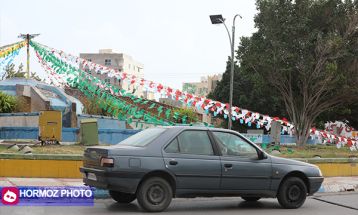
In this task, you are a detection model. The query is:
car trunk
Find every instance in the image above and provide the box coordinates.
[83,147,110,169]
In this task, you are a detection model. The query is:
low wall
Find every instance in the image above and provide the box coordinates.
[0,127,39,139]
[0,155,356,178]
[0,113,39,127]
[0,127,140,144]
[0,113,126,132]
[247,134,318,144]
[1,126,318,145]
[77,114,126,129]
[0,154,82,178]
[297,158,358,177]
[98,129,140,144]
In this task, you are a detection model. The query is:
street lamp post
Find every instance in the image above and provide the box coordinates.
[210,14,241,130]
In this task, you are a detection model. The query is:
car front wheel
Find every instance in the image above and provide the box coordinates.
[109,190,136,204]
[136,177,173,212]
[277,177,307,209]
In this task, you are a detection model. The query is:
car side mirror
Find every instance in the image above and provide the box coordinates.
[257,150,267,160]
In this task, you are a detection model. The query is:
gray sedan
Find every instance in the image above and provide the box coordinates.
[80,126,323,212]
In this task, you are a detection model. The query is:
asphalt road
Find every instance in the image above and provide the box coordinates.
[1,193,358,215]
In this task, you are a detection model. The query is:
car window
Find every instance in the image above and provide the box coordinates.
[212,132,257,158]
[177,130,214,155]
[114,128,166,147]
[165,138,179,153]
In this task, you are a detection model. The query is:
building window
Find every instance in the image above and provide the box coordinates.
[105,59,111,66]
[128,64,131,70]
[105,78,110,83]
[87,59,92,62]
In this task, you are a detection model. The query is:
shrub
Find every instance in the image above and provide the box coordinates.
[174,107,199,123]
[0,91,17,113]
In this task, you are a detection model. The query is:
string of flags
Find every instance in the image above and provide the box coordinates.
[17,40,355,150]
[0,41,26,59]
[0,49,22,70]
[31,41,192,127]
[33,42,294,129]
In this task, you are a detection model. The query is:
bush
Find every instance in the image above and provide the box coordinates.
[0,91,17,113]
[82,97,110,116]
[174,107,199,123]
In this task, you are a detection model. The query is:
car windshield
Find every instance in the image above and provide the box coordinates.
[115,128,167,147]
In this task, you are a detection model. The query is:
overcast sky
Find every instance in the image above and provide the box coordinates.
[0,0,257,89]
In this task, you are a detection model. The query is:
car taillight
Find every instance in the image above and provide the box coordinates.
[100,157,114,167]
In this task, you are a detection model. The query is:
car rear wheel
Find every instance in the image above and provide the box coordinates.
[241,197,261,202]
[136,177,173,212]
[277,177,307,209]
[109,190,136,204]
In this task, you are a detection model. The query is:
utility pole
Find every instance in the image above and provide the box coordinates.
[18,33,40,79]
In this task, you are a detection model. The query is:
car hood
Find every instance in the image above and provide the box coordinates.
[270,156,315,167]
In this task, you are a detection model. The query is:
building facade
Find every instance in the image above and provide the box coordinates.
[80,49,152,99]
[182,74,222,97]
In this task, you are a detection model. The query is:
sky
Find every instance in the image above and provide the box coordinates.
[0,0,258,90]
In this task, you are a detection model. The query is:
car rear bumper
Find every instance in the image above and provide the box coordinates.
[308,176,324,195]
[80,167,145,194]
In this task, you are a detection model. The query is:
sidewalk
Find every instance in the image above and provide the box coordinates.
[319,177,358,192]
[0,177,357,198]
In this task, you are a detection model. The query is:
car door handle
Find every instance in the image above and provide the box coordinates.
[224,163,233,168]
[169,160,178,165]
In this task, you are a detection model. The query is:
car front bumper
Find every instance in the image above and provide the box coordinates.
[80,167,145,194]
[308,176,324,195]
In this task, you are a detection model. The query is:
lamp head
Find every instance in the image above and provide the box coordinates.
[210,15,224,24]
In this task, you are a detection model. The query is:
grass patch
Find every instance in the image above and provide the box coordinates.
[264,144,357,158]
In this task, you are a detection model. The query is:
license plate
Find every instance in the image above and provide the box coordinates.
[87,173,97,181]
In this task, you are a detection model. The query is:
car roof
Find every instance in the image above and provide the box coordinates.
[158,126,208,131]
[159,126,236,133]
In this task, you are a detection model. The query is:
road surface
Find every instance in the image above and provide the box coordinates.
[1,192,357,215]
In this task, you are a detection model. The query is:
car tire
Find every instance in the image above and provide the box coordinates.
[109,190,136,204]
[277,177,307,209]
[136,177,173,212]
[241,197,261,202]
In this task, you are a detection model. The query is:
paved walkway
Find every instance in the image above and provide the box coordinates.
[321,177,358,192]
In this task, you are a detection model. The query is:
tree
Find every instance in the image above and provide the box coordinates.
[209,57,287,132]
[1,63,41,81]
[1,63,25,80]
[316,103,358,129]
[0,91,17,113]
[237,0,358,146]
